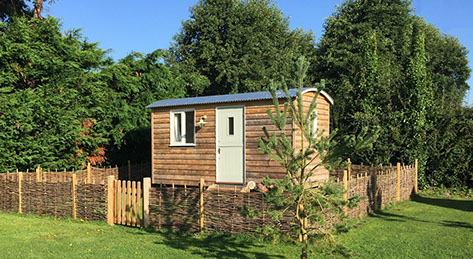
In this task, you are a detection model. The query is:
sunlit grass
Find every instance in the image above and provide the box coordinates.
[0,192,471,258]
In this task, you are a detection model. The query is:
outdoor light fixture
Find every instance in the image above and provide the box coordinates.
[198,115,207,127]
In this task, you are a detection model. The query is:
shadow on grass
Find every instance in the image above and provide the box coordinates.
[159,232,285,258]
[441,220,473,231]
[367,196,473,232]
[137,228,286,258]
[369,211,430,223]
[412,195,473,212]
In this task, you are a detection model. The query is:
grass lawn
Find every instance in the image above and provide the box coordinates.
[0,192,471,258]
[336,194,473,258]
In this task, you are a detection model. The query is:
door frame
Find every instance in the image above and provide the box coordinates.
[215,105,246,184]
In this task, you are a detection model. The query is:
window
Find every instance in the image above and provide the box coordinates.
[228,117,234,135]
[171,109,195,145]
[312,110,318,135]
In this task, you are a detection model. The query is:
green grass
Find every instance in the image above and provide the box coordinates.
[0,213,300,258]
[335,193,473,258]
[0,192,471,258]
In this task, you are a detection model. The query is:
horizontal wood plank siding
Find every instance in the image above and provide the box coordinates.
[151,93,331,186]
[292,92,331,181]
[244,100,292,183]
[152,107,216,186]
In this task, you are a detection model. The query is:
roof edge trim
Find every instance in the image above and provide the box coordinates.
[301,88,334,105]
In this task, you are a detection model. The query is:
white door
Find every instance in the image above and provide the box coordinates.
[216,107,244,183]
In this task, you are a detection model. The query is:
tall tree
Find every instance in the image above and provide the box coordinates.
[168,0,315,96]
[315,0,471,186]
[100,50,187,165]
[256,57,376,258]
[0,17,112,170]
[0,0,52,20]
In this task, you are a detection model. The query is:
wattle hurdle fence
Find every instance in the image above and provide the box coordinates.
[0,159,418,235]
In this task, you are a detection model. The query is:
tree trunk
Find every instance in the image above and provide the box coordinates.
[32,0,45,19]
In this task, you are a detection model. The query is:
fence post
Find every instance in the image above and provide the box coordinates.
[72,173,77,219]
[347,158,352,180]
[87,162,91,184]
[143,177,150,228]
[373,168,378,211]
[343,170,348,216]
[107,175,115,226]
[414,159,418,194]
[200,178,205,234]
[128,160,131,180]
[397,162,401,202]
[18,172,22,214]
[36,165,41,182]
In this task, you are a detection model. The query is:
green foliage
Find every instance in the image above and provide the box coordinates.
[99,50,186,164]
[315,0,471,187]
[0,17,186,170]
[168,0,315,96]
[0,17,112,170]
[256,56,376,258]
[425,107,473,188]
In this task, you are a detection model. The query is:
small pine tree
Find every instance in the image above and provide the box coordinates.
[257,57,377,258]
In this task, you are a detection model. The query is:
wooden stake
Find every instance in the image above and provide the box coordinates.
[72,173,77,219]
[87,162,91,184]
[343,170,348,216]
[128,160,131,180]
[200,178,205,234]
[117,180,122,224]
[137,181,142,227]
[373,168,378,211]
[127,181,132,226]
[143,177,151,228]
[347,158,352,180]
[397,162,401,202]
[414,159,418,194]
[107,175,115,226]
[36,166,40,182]
[121,180,126,225]
[18,172,22,214]
[131,181,137,226]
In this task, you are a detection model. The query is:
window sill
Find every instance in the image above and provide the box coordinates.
[169,143,196,147]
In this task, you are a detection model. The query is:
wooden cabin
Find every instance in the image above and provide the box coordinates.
[146,88,334,187]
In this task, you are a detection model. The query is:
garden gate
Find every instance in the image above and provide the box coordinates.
[107,176,150,227]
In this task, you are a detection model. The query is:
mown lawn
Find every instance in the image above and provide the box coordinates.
[0,193,471,258]
[337,194,473,258]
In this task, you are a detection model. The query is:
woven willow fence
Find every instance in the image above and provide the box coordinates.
[0,160,418,236]
[147,160,418,234]
[0,164,117,220]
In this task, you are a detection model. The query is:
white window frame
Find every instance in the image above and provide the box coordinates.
[170,109,196,146]
[312,110,318,135]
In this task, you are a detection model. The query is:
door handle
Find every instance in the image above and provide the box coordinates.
[218,148,221,154]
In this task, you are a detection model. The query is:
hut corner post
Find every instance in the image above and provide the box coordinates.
[107,175,115,226]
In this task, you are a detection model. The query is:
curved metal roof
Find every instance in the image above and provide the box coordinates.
[146,88,334,108]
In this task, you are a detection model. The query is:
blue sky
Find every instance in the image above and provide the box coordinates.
[45,0,472,105]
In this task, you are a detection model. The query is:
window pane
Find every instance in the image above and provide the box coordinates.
[174,113,182,142]
[228,117,234,135]
[312,111,317,135]
[185,111,195,143]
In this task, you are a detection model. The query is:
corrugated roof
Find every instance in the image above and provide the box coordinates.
[146,88,333,108]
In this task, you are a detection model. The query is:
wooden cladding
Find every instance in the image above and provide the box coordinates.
[151,92,333,186]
